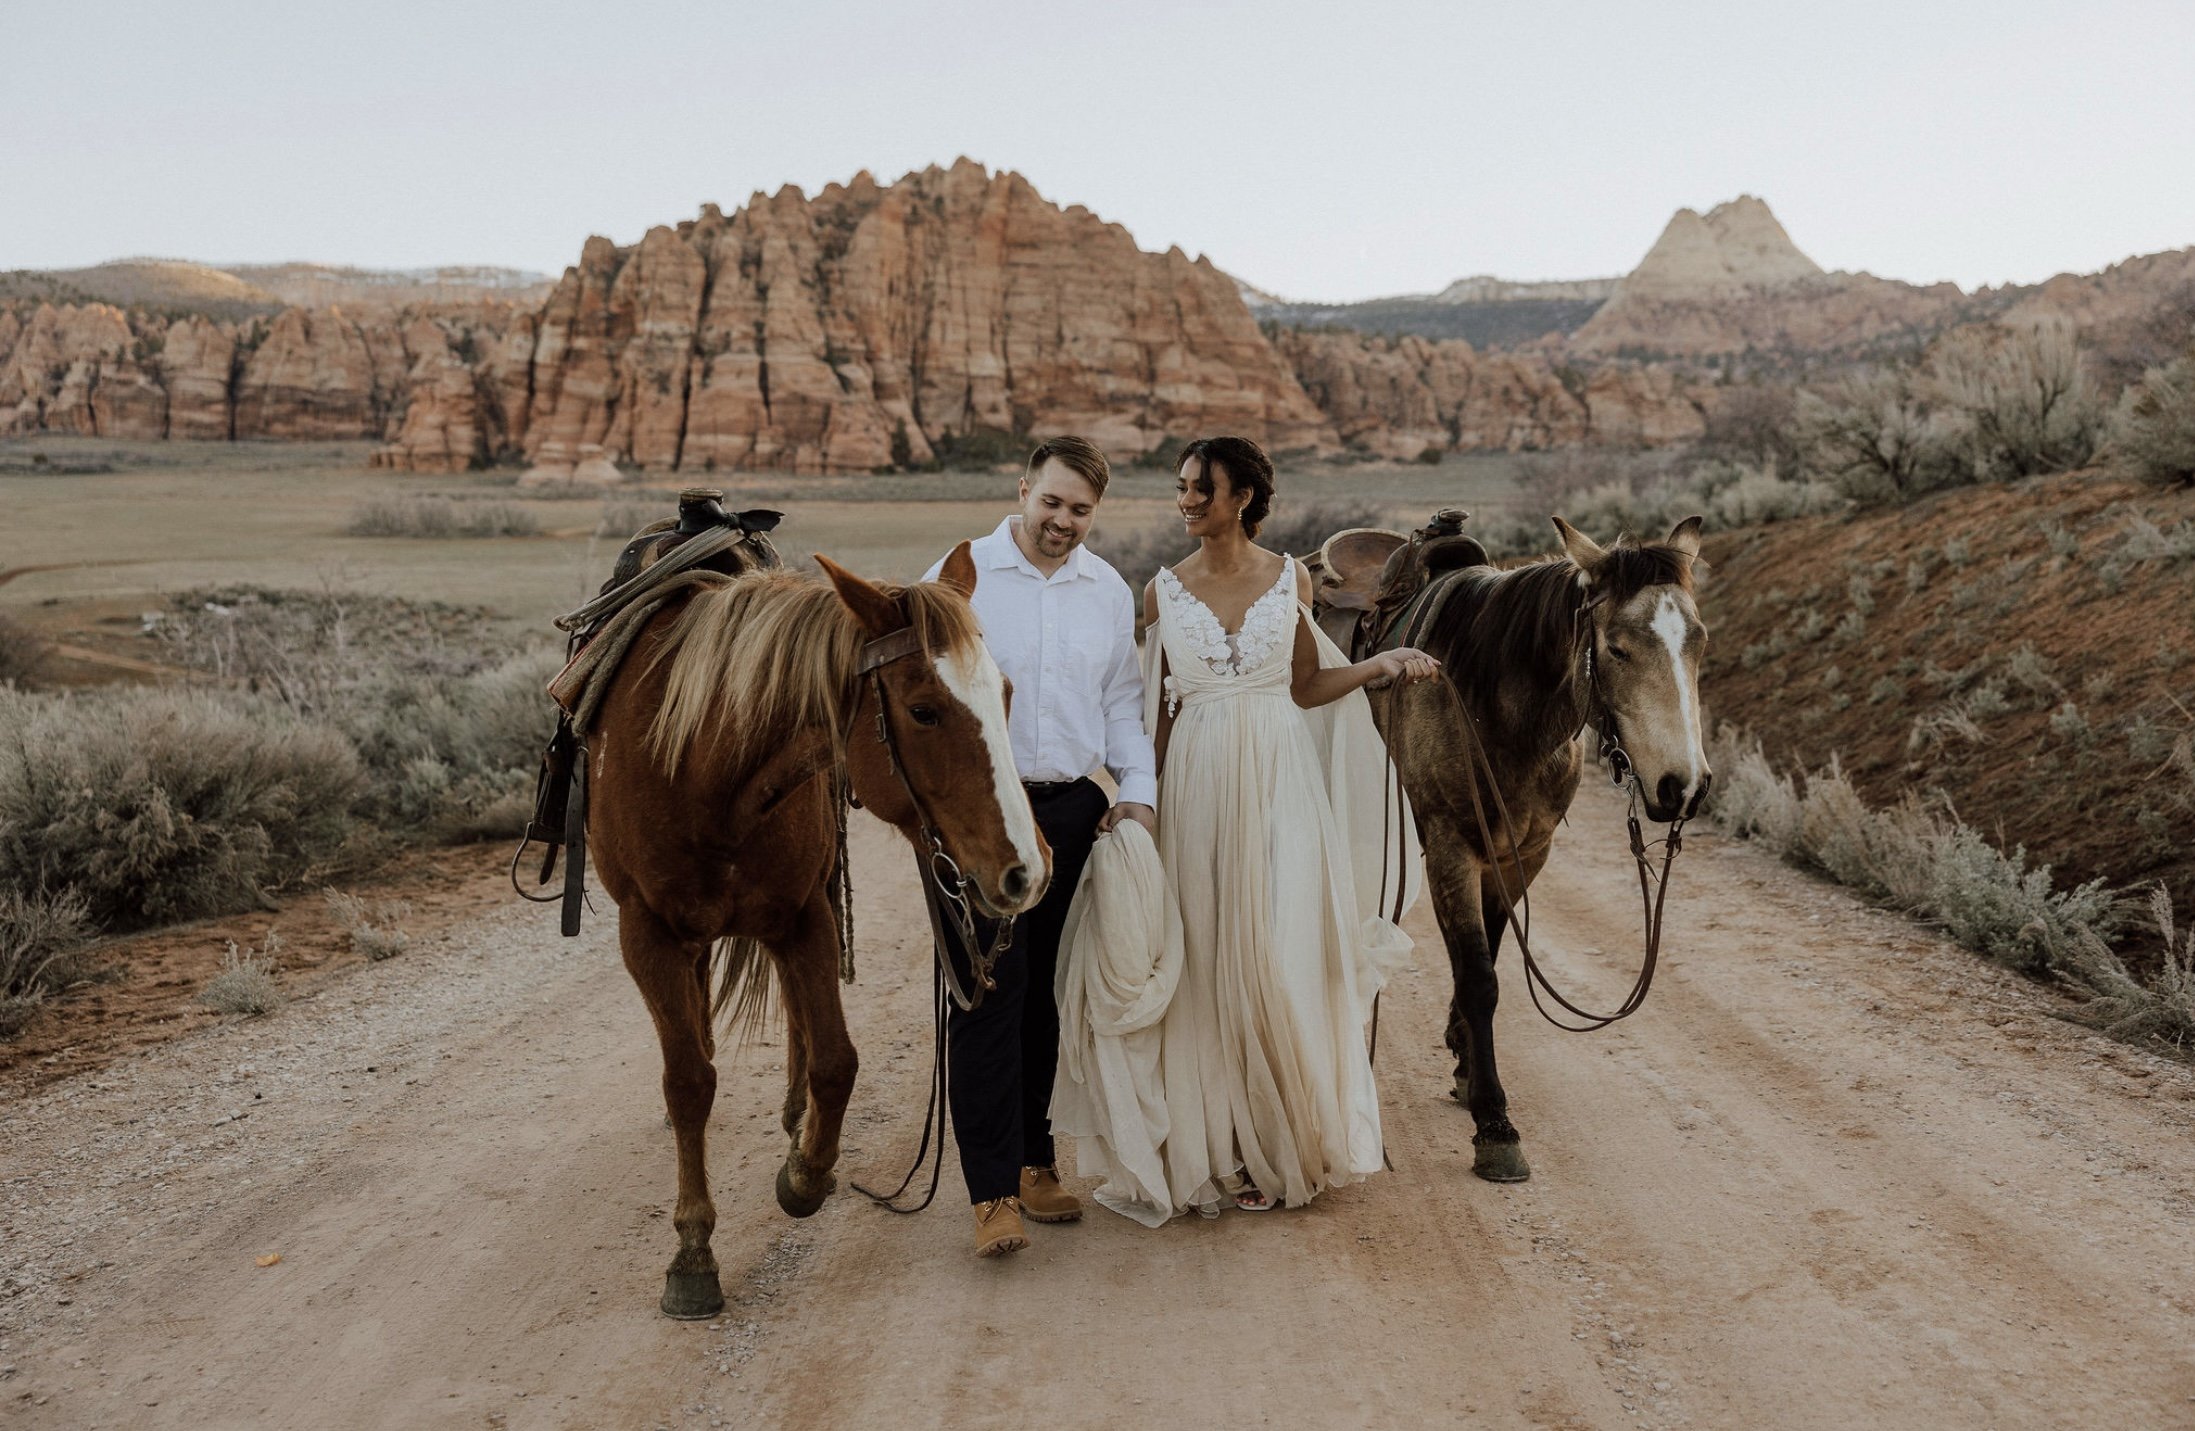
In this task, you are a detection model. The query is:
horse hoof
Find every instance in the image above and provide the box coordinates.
[660,1269,724,1320]
[1472,1140,1532,1183]
[775,1158,832,1218]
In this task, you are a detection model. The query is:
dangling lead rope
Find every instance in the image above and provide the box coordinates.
[850,959,950,1213]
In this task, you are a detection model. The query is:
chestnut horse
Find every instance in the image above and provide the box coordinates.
[1347,517,1711,1183]
[585,542,1048,1317]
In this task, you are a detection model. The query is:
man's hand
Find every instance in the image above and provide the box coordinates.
[1097,802,1156,835]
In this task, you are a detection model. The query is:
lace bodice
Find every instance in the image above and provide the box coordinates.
[1156,558,1298,714]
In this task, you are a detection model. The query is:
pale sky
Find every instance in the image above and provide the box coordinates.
[5,0,2193,303]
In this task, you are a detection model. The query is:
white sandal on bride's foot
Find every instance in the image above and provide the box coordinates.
[1234,1186,1275,1212]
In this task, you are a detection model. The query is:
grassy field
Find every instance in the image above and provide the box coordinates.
[0,438,1532,651]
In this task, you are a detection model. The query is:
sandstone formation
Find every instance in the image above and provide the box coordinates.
[160,316,237,440]
[509,161,1338,477]
[0,298,529,448]
[0,302,162,438]
[1571,197,1976,357]
[1273,329,1705,456]
[10,180,2190,466]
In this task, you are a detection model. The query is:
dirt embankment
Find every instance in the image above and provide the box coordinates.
[1701,471,2195,931]
[4,788,2194,1429]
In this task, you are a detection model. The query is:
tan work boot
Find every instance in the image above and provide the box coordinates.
[974,1196,1029,1258]
[1019,1165,1084,1223]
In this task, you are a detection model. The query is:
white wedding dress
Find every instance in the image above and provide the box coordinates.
[1051,557,1420,1226]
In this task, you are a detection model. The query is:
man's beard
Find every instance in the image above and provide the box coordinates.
[1034,522,1078,553]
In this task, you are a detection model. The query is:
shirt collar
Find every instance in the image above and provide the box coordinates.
[985,516,1093,582]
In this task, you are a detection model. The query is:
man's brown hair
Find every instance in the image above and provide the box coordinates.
[1025,435,1110,499]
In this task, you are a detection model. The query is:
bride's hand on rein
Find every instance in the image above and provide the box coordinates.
[1369,648,1441,688]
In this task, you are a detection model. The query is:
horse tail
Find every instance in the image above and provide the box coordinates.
[710,935,775,1047]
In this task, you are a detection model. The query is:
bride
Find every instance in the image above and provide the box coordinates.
[1052,435,1437,1224]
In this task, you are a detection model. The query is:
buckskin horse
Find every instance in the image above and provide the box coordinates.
[1316,514,1711,1183]
[584,542,1047,1317]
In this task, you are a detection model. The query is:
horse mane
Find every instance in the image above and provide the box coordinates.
[642,569,985,775]
[1426,539,1695,731]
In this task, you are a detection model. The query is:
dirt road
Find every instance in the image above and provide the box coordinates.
[6,785,2195,1429]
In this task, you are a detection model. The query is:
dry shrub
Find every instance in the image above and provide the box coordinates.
[0,888,98,1039]
[334,649,559,836]
[1706,724,2127,981]
[201,930,283,1016]
[1925,321,2106,480]
[0,587,559,963]
[2049,886,2195,1049]
[154,586,498,707]
[323,888,412,961]
[0,614,50,688]
[1924,824,2119,975]
[1907,703,1988,754]
[347,495,539,538]
[2109,352,2195,490]
[152,587,556,838]
[1698,384,1802,470]
[1705,726,1802,852]
[0,686,362,930]
[1795,368,1958,503]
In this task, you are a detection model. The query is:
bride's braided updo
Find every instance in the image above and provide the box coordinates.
[1176,436,1275,537]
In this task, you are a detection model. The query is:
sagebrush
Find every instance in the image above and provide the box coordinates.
[201,930,283,1016]
[347,495,539,538]
[1700,725,2195,1054]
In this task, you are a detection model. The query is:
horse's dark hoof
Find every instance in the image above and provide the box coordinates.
[775,1157,832,1218]
[660,1269,724,1320]
[1472,1140,1532,1183]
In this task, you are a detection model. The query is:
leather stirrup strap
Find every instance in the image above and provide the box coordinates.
[561,745,589,938]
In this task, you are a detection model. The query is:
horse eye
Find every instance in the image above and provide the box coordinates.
[909,705,940,728]
[1607,644,1631,662]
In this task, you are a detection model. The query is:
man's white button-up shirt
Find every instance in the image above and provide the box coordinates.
[924,517,1158,808]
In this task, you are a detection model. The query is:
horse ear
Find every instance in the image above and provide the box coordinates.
[1551,516,1609,573]
[934,539,978,598]
[815,554,903,637]
[1664,515,1704,560]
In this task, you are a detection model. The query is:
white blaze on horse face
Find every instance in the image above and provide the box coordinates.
[1650,591,1706,801]
[934,642,1048,904]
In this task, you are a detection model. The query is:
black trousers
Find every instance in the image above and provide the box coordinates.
[942,777,1109,1204]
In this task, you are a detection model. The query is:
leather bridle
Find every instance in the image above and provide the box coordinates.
[849,625,1015,1015]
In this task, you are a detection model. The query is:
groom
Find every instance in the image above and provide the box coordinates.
[921,435,1157,1258]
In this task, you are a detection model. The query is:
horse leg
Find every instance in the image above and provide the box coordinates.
[769,894,858,1218]
[619,908,726,1319]
[781,1019,810,1141]
[1424,829,1529,1182]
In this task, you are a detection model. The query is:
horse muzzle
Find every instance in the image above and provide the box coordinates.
[1647,771,1713,823]
[976,860,1048,919]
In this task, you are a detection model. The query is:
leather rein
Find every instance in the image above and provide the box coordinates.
[1382,569,1686,1033]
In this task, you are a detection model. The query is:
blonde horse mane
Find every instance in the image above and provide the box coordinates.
[643,568,985,775]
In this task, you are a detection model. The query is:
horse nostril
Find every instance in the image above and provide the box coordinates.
[1000,863,1032,904]
[1688,772,1714,817]
[1656,774,1683,814]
